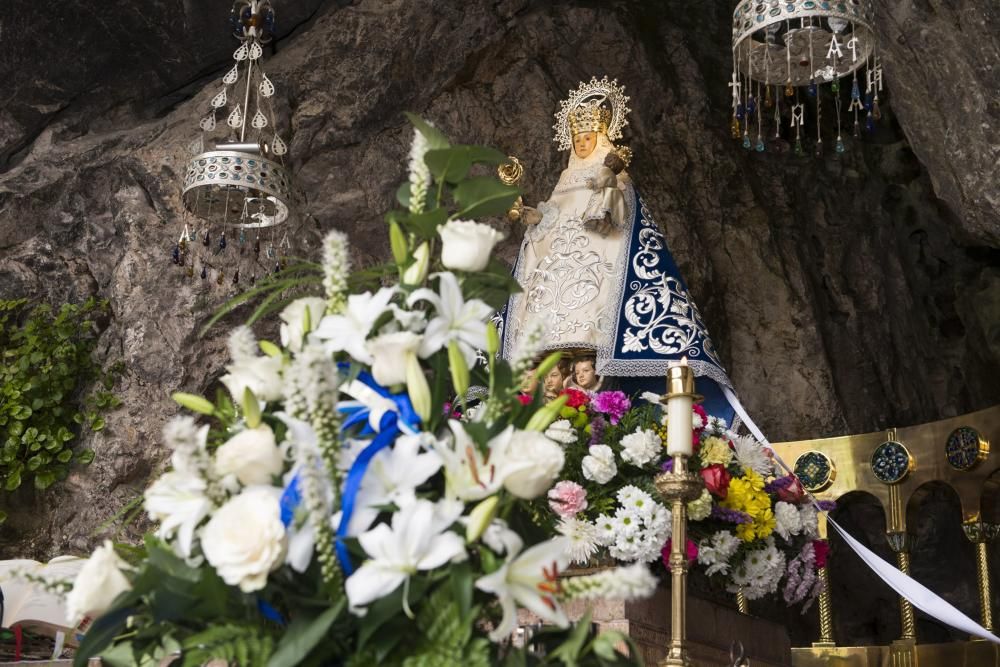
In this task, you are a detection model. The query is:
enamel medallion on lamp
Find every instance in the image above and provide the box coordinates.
[730,0,884,156]
[174,0,294,288]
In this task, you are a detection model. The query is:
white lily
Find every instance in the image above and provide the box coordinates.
[345,499,466,614]
[435,421,532,501]
[336,434,444,536]
[144,471,214,558]
[311,287,397,364]
[475,537,572,641]
[408,272,493,366]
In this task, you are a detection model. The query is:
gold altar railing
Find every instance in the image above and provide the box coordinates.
[767,404,1000,667]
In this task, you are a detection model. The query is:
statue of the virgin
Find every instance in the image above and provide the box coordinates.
[499,77,737,422]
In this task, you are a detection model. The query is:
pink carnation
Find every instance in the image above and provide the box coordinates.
[662,538,698,570]
[547,481,589,518]
[591,391,631,425]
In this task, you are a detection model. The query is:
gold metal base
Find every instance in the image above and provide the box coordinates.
[792,640,1000,667]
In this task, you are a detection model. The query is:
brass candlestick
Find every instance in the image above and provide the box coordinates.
[655,363,704,667]
[813,512,835,647]
[963,520,1000,634]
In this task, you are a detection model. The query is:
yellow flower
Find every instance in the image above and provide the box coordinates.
[699,436,733,467]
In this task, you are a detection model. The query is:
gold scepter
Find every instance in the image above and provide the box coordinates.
[497,156,525,223]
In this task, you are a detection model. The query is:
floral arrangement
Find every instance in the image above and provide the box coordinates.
[537,390,830,607]
[63,117,655,667]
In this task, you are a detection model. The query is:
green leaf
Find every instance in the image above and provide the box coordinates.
[34,470,57,490]
[424,145,507,184]
[267,600,344,667]
[0,510,7,524]
[4,470,20,491]
[73,606,133,667]
[548,609,593,663]
[404,112,451,150]
[396,181,412,209]
[91,416,106,431]
[145,537,201,583]
[403,208,449,239]
[76,449,95,465]
[452,176,520,220]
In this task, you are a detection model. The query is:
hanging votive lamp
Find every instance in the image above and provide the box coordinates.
[729,0,884,155]
[175,0,294,288]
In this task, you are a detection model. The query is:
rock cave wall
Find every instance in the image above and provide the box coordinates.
[0,0,997,642]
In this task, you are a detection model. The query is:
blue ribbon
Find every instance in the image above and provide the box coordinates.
[278,365,421,576]
[334,367,420,575]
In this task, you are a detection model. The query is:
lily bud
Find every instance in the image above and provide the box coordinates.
[402,241,430,286]
[406,354,432,423]
[242,387,262,429]
[389,221,409,267]
[172,392,215,415]
[485,322,500,358]
[465,496,499,543]
[524,395,569,432]
[448,340,470,398]
[533,351,563,381]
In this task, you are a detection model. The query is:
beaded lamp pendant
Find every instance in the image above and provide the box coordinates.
[730,0,885,156]
[173,0,294,288]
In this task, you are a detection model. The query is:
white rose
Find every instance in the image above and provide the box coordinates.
[582,445,617,484]
[438,220,505,272]
[201,487,287,592]
[620,428,662,467]
[502,430,565,499]
[367,331,422,386]
[544,419,578,445]
[279,297,327,352]
[65,541,132,624]
[221,354,284,402]
[214,424,283,486]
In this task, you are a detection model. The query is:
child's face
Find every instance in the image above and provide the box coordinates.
[574,360,598,389]
[573,132,598,159]
[543,366,565,396]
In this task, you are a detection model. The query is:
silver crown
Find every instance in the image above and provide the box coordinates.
[553,76,631,152]
[732,0,876,86]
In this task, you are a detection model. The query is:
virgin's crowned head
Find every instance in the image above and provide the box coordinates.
[568,101,611,158]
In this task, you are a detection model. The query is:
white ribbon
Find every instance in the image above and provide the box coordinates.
[721,385,1000,644]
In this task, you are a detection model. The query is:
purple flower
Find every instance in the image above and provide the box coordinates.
[589,416,607,446]
[709,506,751,524]
[660,458,673,473]
[816,500,837,512]
[764,475,796,494]
[591,391,631,425]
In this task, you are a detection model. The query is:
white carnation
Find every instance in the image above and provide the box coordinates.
[774,501,803,541]
[544,419,578,445]
[687,488,713,522]
[581,445,617,484]
[619,428,662,467]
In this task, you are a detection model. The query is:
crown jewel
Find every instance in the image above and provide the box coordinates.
[553,76,631,151]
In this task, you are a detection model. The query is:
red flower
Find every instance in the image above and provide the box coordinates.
[693,403,707,430]
[700,464,731,499]
[661,538,699,570]
[813,540,830,569]
[776,477,806,504]
[559,387,590,409]
[516,393,532,406]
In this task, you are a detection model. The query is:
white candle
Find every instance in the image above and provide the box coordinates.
[666,358,694,457]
